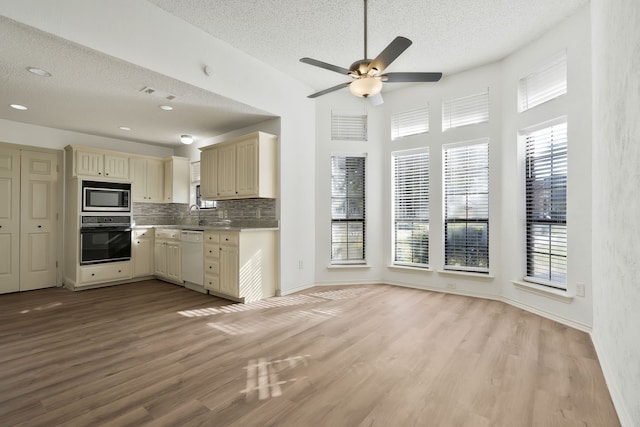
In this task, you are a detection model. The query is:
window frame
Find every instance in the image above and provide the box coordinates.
[391,106,430,140]
[330,154,367,265]
[521,117,568,289]
[391,148,430,268]
[442,138,490,273]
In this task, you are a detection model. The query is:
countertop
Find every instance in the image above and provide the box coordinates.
[132,224,279,232]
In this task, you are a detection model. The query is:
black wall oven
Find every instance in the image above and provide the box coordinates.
[82,180,131,212]
[80,216,132,265]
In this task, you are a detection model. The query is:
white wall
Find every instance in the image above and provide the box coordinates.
[500,6,593,329]
[591,0,640,425]
[314,7,594,330]
[314,91,386,286]
[1,0,317,295]
[0,119,173,157]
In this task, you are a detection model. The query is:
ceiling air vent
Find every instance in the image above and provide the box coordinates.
[139,86,176,101]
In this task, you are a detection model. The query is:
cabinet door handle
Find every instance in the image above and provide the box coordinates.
[37,225,42,228]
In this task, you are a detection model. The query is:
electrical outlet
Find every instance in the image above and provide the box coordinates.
[298,260,303,269]
[576,283,585,297]
[446,283,456,290]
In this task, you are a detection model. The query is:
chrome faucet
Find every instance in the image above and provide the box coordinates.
[189,204,203,226]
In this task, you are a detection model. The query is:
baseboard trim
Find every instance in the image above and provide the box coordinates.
[501,295,592,333]
[591,332,633,427]
[277,281,315,296]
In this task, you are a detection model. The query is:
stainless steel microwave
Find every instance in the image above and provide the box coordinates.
[82,180,131,212]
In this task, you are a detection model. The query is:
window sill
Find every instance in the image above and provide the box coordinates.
[327,264,372,270]
[512,280,574,303]
[388,265,432,272]
[437,269,494,279]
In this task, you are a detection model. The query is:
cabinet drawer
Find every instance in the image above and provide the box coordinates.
[219,232,239,246]
[205,232,220,244]
[80,262,132,284]
[205,260,219,275]
[205,244,219,258]
[134,229,153,239]
[204,275,219,291]
[155,229,181,240]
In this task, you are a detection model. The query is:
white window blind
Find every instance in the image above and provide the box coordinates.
[331,111,368,141]
[393,150,429,267]
[443,139,489,272]
[331,155,366,263]
[191,161,201,183]
[523,120,567,288]
[518,50,567,112]
[391,106,429,140]
[442,89,489,131]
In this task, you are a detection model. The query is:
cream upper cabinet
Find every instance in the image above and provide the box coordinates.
[199,131,277,200]
[163,156,190,204]
[217,145,237,198]
[75,151,103,177]
[131,157,164,203]
[103,154,129,179]
[200,148,218,199]
[67,147,130,180]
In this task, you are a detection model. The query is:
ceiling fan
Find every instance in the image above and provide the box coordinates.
[300,0,443,99]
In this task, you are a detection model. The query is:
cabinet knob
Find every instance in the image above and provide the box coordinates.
[91,273,95,276]
[137,241,140,244]
[209,266,212,269]
[225,238,229,241]
[118,270,121,273]
[209,250,212,253]
[98,172,102,175]
[0,225,2,228]
[37,225,42,228]
[106,173,109,176]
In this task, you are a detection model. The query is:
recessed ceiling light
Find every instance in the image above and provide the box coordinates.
[119,126,131,131]
[10,104,28,110]
[27,67,52,77]
[159,105,173,111]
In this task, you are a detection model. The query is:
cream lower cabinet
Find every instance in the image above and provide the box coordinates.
[154,229,182,284]
[79,262,132,285]
[204,230,276,303]
[133,228,154,277]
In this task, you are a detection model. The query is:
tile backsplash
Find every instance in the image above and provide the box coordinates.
[132,199,278,228]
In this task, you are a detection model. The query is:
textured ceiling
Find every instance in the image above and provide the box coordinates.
[148,0,588,94]
[0,17,274,148]
[1,0,588,147]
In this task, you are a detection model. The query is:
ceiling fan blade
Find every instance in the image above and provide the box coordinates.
[368,92,384,106]
[368,36,412,73]
[307,82,351,98]
[300,57,351,75]
[381,72,443,82]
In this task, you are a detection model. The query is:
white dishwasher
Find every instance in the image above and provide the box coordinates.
[181,231,205,293]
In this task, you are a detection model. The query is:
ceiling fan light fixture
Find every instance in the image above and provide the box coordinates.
[180,134,194,145]
[349,76,382,98]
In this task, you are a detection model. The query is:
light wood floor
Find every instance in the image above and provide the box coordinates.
[0,281,619,427]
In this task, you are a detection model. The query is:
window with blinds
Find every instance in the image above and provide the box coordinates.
[392,150,429,267]
[443,139,489,272]
[331,111,368,141]
[331,155,366,263]
[442,89,489,131]
[523,119,567,288]
[191,161,215,209]
[391,106,429,140]
[518,50,567,112]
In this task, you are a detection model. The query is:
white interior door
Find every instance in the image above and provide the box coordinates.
[20,150,58,291]
[0,146,21,294]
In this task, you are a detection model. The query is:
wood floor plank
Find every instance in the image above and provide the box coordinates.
[0,280,620,426]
